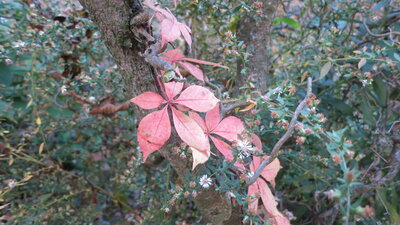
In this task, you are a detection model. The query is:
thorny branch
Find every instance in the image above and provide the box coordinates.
[246,77,313,186]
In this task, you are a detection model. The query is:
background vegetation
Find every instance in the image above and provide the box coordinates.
[0,0,399,224]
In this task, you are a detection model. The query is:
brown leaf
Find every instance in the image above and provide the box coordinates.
[89,97,130,116]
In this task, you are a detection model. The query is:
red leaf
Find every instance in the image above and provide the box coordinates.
[252,156,282,187]
[205,103,221,131]
[257,178,290,225]
[181,57,229,69]
[173,85,219,112]
[164,81,183,100]
[161,18,181,46]
[210,136,233,162]
[251,133,263,152]
[188,111,207,131]
[171,107,209,151]
[247,181,259,215]
[179,23,192,48]
[162,49,184,63]
[130,92,165,109]
[137,106,171,161]
[175,66,183,78]
[143,0,173,21]
[178,61,204,81]
[191,146,210,170]
[212,116,244,141]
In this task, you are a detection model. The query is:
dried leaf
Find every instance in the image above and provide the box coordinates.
[36,117,42,126]
[239,102,257,112]
[358,58,367,69]
[320,62,332,79]
[0,203,10,210]
[89,97,130,116]
[39,142,44,154]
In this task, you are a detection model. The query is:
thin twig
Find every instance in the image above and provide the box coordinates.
[205,79,222,100]
[388,121,400,133]
[246,77,313,186]
[351,145,400,197]
[362,17,400,38]
[222,101,254,116]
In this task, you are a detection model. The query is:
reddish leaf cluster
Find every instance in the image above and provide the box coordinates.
[189,103,244,168]
[144,0,191,47]
[247,134,290,225]
[130,82,219,163]
[130,3,290,224]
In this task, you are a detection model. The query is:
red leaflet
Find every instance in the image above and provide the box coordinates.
[162,49,228,81]
[137,106,171,161]
[246,134,290,225]
[171,107,209,151]
[247,181,260,215]
[175,85,220,112]
[130,82,218,161]
[252,155,281,187]
[143,0,191,47]
[191,146,210,170]
[130,92,165,110]
[164,81,183,100]
[258,178,290,225]
[189,104,245,168]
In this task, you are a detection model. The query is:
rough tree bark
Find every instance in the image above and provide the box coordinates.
[236,0,278,94]
[78,0,235,224]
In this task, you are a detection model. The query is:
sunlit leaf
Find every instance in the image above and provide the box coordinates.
[130,92,166,109]
[174,85,219,112]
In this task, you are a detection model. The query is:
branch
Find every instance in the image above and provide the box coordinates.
[362,17,400,38]
[222,101,254,116]
[141,41,174,72]
[246,77,312,186]
[351,143,400,198]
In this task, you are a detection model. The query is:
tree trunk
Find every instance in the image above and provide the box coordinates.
[78,0,235,224]
[236,0,278,94]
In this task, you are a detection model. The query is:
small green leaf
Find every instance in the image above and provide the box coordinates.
[274,17,301,30]
[162,70,175,82]
[372,77,387,107]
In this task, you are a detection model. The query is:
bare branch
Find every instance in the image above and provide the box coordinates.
[246,77,312,186]
[351,145,400,197]
[362,17,400,38]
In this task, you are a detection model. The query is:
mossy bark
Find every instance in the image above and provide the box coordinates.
[78,0,235,223]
